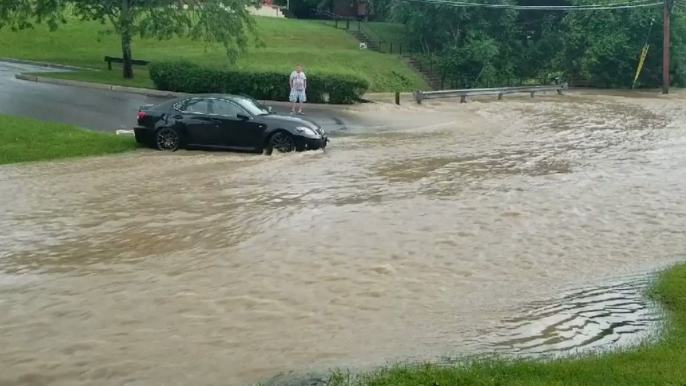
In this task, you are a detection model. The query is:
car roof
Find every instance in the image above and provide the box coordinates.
[178,94,252,100]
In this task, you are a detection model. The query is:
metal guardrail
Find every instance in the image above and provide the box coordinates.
[414,83,568,104]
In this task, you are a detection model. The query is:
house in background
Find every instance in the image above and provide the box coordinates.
[331,0,371,19]
[248,0,287,17]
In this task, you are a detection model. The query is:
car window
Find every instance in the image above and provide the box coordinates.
[212,99,246,117]
[234,96,270,116]
[179,98,210,114]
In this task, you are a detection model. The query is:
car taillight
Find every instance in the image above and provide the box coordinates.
[137,111,147,120]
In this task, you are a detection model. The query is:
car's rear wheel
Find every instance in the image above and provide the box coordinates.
[267,132,295,154]
[156,127,182,151]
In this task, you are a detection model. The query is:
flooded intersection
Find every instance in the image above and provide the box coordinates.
[1,93,686,386]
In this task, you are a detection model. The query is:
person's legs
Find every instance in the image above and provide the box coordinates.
[289,88,296,113]
[297,90,306,114]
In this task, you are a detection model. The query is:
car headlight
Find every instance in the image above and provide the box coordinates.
[295,126,321,138]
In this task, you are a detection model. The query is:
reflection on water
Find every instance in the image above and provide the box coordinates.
[2,93,686,386]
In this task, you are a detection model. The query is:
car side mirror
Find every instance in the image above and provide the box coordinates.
[237,114,250,121]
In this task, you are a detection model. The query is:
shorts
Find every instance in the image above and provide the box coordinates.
[289,88,307,103]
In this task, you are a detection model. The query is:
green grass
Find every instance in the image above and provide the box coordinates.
[323,21,408,54]
[0,16,427,92]
[321,21,407,43]
[361,22,407,43]
[0,115,137,165]
[325,264,686,386]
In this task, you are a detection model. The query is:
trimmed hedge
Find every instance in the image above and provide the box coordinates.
[149,61,369,104]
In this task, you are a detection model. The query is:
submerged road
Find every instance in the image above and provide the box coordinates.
[0,61,353,133]
[3,86,686,386]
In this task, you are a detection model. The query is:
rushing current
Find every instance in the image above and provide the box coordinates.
[1,91,685,386]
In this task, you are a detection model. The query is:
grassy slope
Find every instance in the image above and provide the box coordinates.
[362,22,407,43]
[328,264,686,386]
[0,115,136,165]
[0,17,426,92]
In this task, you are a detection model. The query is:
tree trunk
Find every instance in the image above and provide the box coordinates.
[121,0,133,79]
[121,31,133,79]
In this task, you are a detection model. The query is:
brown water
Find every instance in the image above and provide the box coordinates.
[2,92,686,386]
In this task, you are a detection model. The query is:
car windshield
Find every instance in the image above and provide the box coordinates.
[234,96,270,116]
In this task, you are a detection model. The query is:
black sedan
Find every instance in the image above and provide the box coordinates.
[133,94,328,154]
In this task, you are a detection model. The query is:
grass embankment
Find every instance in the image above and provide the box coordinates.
[327,264,686,386]
[0,17,426,92]
[0,115,136,165]
[362,22,407,43]
[326,21,408,54]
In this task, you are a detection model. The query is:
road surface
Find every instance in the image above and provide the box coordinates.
[0,61,354,133]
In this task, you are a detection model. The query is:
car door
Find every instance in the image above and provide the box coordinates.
[211,99,265,150]
[173,98,225,147]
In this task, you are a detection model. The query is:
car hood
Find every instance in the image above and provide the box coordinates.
[259,114,320,130]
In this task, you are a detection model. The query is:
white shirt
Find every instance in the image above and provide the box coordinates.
[290,71,306,91]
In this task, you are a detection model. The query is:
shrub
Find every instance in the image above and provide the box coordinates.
[149,61,369,104]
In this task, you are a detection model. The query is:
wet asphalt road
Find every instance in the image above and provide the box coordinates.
[0,61,352,133]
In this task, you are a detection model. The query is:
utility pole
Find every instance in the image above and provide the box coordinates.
[663,0,671,94]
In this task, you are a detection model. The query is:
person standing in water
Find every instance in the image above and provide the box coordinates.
[289,65,307,115]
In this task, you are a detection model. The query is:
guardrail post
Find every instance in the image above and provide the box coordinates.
[395,91,400,105]
[346,19,350,30]
[498,93,503,100]
[414,91,422,104]
[460,96,466,103]
[530,91,535,98]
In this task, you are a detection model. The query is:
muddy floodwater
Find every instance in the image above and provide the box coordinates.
[2,92,686,386]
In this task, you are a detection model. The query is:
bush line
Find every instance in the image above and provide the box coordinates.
[149,61,369,104]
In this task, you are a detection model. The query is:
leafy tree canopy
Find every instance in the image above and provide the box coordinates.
[0,0,260,78]
[387,0,686,88]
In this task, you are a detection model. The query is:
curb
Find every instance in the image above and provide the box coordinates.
[15,73,185,98]
[0,58,99,72]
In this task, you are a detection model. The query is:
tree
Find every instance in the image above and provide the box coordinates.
[550,0,686,88]
[0,0,260,79]
[390,0,524,86]
[387,0,686,88]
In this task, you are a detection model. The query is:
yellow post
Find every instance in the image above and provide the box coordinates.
[632,44,650,89]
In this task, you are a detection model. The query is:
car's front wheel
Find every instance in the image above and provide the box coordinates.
[266,132,296,154]
[155,127,182,152]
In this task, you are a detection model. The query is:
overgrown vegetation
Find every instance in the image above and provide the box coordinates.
[325,264,686,386]
[0,115,137,165]
[0,15,426,92]
[390,0,686,88]
[149,60,369,103]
